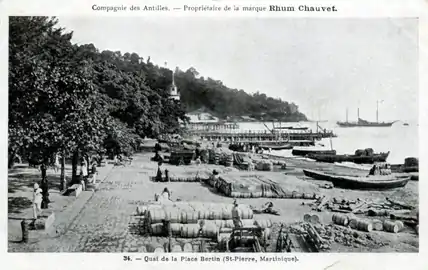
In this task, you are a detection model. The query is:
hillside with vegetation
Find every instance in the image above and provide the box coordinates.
[175,68,307,122]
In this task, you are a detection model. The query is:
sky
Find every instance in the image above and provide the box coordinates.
[57,17,419,122]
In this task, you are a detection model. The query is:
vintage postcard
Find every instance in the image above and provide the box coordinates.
[2,0,427,269]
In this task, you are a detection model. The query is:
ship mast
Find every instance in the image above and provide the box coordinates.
[346,108,348,122]
[376,100,384,123]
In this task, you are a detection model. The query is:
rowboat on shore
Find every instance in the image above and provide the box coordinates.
[292,148,336,157]
[259,143,293,150]
[307,151,389,164]
[302,169,410,190]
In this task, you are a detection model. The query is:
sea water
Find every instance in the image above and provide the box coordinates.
[235,121,418,165]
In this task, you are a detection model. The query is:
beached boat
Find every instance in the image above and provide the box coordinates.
[292,148,336,157]
[259,143,293,150]
[302,169,410,190]
[307,151,389,164]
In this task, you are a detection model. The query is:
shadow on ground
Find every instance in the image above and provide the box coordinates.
[8,197,33,214]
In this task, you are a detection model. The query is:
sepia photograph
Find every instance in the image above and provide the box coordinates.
[8,16,419,254]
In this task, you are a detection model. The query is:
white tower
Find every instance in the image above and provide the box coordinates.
[165,62,180,101]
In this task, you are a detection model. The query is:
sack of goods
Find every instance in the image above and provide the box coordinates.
[364,148,374,156]
[354,149,365,156]
[404,157,419,167]
[256,161,273,171]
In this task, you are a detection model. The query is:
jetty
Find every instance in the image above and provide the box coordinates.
[189,129,335,142]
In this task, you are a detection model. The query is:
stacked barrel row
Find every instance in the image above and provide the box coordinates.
[332,213,405,233]
[167,171,211,182]
[140,202,256,239]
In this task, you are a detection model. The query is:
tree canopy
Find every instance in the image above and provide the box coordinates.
[8,16,307,172]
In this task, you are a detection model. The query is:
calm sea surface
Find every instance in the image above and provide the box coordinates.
[235,121,418,164]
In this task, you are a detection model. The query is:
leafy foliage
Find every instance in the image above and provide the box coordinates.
[8,16,306,171]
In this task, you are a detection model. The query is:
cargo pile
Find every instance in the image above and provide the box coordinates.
[151,165,239,182]
[137,201,267,239]
[207,148,234,167]
[209,173,319,199]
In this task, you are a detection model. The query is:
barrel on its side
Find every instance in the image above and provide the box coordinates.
[170,223,183,236]
[372,219,383,231]
[181,224,200,238]
[170,244,183,253]
[181,211,199,224]
[356,220,373,232]
[183,243,193,252]
[383,220,399,233]
[150,223,165,236]
[332,214,349,226]
[201,224,219,239]
[148,209,166,224]
[255,219,272,229]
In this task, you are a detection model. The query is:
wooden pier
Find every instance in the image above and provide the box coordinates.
[189,129,334,142]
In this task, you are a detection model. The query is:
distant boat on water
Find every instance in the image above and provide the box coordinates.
[337,102,396,128]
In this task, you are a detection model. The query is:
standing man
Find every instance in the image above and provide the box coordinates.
[232,200,242,228]
[32,183,43,219]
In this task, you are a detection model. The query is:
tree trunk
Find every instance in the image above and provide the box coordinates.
[71,150,80,184]
[8,148,17,169]
[60,149,66,191]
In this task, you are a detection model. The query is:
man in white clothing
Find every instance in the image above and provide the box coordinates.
[33,183,43,219]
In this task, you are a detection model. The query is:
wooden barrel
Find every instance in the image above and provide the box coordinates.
[310,214,320,224]
[198,209,210,220]
[223,220,234,228]
[255,219,272,229]
[208,210,223,220]
[201,224,219,238]
[356,220,373,232]
[332,214,349,226]
[383,220,399,233]
[171,244,182,253]
[221,208,233,220]
[240,208,254,220]
[372,219,383,231]
[148,209,166,224]
[147,243,165,253]
[302,193,314,200]
[251,191,263,198]
[164,208,181,223]
[241,219,256,227]
[220,227,232,233]
[150,223,165,236]
[181,224,200,238]
[183,242,193,252]
[181,211,199,224]
[170,223,183,236]
[348,218,359,229]
[395,221,404,232]
[303,214,312,222]
[154,247,165,253]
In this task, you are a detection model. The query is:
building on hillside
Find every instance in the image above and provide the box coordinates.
[185,107,239,131]
[186,107,219,123]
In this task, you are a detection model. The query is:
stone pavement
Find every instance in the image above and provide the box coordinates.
[7,153,238,252]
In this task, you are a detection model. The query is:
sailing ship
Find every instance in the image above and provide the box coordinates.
[337,101,396,127]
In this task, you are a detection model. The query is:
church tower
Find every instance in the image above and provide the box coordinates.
[165,62,180,101]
